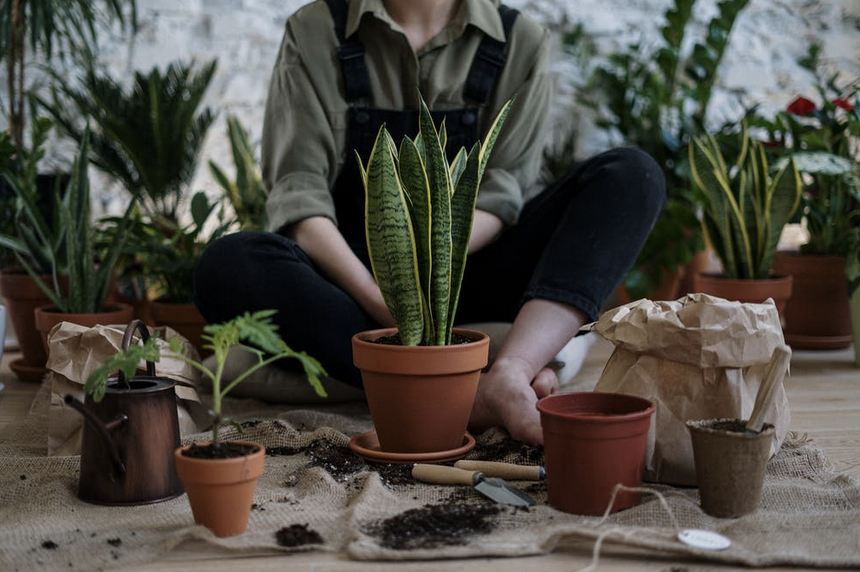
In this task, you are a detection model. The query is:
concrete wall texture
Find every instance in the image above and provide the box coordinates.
[60,0,860,209]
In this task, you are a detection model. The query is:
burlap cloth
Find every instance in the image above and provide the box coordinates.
[2,379,859,571]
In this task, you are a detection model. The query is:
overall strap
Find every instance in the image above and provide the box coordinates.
[463,5,519,104]
[325,0,518,105]
[324,0,371,101]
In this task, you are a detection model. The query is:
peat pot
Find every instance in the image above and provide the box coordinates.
[687,418,774,518]
[174,441,266,537]
[537,392,655,516]
[352,327,489,454]
[64,320,183,505]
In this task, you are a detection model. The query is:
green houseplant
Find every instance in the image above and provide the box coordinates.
[557,0,751,300]
[350,94,510,456]
[42,59,219,340]
[755,48,860,348]
[689,122,802,312]
[85,309,326,536]
[208,114,269,231]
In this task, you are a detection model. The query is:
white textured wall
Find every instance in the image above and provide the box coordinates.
[58,0,860,210]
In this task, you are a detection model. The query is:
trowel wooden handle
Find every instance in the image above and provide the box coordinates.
[412,464,477,485]
[746,345,792,434]
[454,460,545,480]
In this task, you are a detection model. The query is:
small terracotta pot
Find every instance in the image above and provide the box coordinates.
[174,441,265,537]
[772,251,852,349]
[687,418,774,518]
[0,269,66,381]
[34,303,134,355]
[692,273,793,317]
[149,300,208,357]
[352,327,489,454]
[536,392,655,516]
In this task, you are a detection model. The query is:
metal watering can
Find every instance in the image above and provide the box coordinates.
[64,320,184,505]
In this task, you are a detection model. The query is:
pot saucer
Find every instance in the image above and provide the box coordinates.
[348,431,475,465]
[9,358,48,382]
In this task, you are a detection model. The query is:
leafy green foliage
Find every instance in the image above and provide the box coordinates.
[85,310,327,447]
[0,0,138,147]
[40,59,217,221]
[357,94,512,346]
[556,0,751,297]
[689,124,802,279]
[208,115,269,231]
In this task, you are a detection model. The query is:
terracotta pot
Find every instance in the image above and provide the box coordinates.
[772,251,852,349]
[174,441,265,537]
[34,303,134,356]
[687,418,774,518]
[536,392,655,516]
[0,268,66,381]
[149,300,208,357]
[352,327,489,454]
[692,273,793,318]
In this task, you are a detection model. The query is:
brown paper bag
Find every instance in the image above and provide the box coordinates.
[590,293,791,486]
[45,321,208,456]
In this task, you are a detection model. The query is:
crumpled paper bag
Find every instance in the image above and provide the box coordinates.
[589,293,791,486]
[46,321,208,456]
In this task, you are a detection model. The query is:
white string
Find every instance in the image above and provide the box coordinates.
[573,483,690,572]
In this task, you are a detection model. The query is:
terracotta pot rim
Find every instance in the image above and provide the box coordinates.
[34,302,133,315]
[352,327,489,348]
[697,273,792,284]
[536,391,655,422]
[775,250,847,261]
[176,440,264,460]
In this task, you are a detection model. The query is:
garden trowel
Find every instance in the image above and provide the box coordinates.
[412,463,536,507]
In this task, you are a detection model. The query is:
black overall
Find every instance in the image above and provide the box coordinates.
[193,1,667,387]
[326,0,520,261]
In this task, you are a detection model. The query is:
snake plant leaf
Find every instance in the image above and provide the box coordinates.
[418,95,453,345]
[399,136,435,341]
[449,147,467,190]
[362,126,424,345]
[758,154,801,277]
[478,98,515,179]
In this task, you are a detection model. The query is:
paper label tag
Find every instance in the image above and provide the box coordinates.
[678,529,732,551]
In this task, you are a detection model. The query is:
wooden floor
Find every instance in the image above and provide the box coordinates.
[1,336,858,572]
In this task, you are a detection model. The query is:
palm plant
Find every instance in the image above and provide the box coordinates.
[40,59,217,221]
[0,0,137,149]
[357,93,512,346]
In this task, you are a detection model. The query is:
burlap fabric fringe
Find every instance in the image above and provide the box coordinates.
[2,380,859,571]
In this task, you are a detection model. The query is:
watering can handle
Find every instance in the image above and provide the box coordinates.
[118,320,157,386]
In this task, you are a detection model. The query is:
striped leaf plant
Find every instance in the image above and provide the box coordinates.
[357,94,512,346]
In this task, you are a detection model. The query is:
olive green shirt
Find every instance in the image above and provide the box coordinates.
[262,0,552,233]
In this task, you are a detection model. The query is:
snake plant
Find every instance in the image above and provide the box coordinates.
[357,94,512,346]
[689,123,802,280]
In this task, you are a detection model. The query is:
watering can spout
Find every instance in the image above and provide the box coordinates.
[64,394,128,475]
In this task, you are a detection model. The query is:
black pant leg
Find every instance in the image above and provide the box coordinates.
[193,230,376,386]
[456,147,665,324]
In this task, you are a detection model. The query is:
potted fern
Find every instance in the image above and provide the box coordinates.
[350,94,511,457]
[689,122,802,315]
[84,309,327,536]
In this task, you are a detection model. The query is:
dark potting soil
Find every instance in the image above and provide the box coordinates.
[470,437,544,466]
[367,503,502,550]
[182,441,260,459]
[275,524,324,548]
[372,332,476,345]
[708,420,775,433]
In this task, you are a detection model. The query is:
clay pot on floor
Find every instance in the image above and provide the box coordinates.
[174,441,265,537]
[351,327,489,454]
[536,392,655,516]
[0,268,67,381]
[149,300,208,357]
[692,273,793,321]
[772,251,852,349]
[687,418,774,518]
[34,303,134,356]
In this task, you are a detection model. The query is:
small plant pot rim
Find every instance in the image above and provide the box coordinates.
[352,327,490,375]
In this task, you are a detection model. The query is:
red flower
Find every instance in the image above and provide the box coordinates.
[787,96,816,115]
[832,98,855,111]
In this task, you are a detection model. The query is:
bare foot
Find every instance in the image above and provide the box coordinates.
[468,359,559,445]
